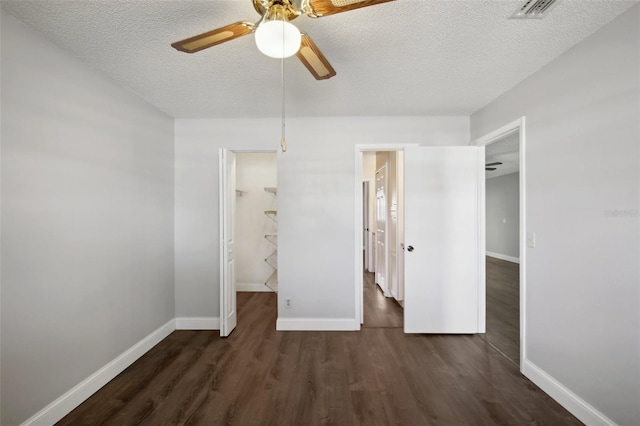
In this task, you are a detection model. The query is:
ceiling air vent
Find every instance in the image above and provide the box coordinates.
[510,0,561,19]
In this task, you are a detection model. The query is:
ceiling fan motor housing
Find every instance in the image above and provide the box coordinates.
[254,0,301,21]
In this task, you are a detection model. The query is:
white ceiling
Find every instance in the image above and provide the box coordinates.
[485,132,519,178]
[1,0,637,118]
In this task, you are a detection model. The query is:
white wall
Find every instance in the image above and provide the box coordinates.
[471,5,639,425]
[1,13,175,425]
[486,172,519,260]
[174,116,469,324]
[235,153,277,290]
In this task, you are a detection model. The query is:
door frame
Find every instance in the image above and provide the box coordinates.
[363,179,371,271]
[471,117,527,370]
[355,144,415,326]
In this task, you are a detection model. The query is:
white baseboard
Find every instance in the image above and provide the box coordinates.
[236,283,274,292]
[486,251,520,264]
[175,317,220,330]
[20,316,222,425]
[276,318,360,331]
[21,319,175,426]
[522,359,617,426]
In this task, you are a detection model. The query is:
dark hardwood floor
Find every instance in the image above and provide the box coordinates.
[483,256,520,365]
[363,269,403,328]
[57,276,579,426]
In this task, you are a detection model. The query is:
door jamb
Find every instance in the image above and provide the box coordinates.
[470,117,527,370]
[362,179,372,271]
[218,148,233,337]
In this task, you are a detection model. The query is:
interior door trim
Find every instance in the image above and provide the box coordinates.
[471,116,527,371]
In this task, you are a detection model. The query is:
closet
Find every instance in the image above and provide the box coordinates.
[234,153,278,293]
[263,187,278,291]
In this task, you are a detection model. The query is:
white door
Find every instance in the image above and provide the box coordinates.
[363,181,369,270]
[396,150,405,302]
[404,146,485,333]
[375,166,387,294]
[388,209,398,298]
[219,149,237,337]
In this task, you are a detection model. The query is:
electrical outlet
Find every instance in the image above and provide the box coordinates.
[285,297,292,309]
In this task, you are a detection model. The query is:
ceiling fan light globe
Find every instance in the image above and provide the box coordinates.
[255,20,301,58]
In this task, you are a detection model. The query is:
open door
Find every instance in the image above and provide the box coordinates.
[375,165,388,294]
[404,146,485,333]
[219,149,237,337]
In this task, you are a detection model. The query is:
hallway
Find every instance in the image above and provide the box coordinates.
[362,269,403,328]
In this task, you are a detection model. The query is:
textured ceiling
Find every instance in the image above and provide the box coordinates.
[1,0,637,118]
[486,132,519,178]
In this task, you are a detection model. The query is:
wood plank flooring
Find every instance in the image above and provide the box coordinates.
[57,280,580,425]
[483,256,520,365]
[362,269,403,328]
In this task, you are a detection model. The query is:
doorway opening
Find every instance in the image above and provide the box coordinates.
[235,152,278,293]
[356,144,485,334]
[473,117,526,369]
[361,150,404,328]
[220,150,278,338]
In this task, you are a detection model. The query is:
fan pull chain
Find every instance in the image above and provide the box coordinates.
[280,21,287,153]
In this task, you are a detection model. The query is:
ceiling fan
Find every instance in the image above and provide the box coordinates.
[171,0,395,80]
[485,162,503,171]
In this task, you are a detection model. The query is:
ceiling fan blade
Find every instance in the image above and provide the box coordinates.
[485,168,497,171]
[485,162,503,167]
[296,34,337,80]
[305,0,395,17]
[171,22,256,54]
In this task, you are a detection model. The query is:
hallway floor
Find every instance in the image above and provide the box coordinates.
[483,256,520,365]
[362,269,403,328]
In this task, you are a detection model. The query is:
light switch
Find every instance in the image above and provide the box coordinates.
[527,232,536,248]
